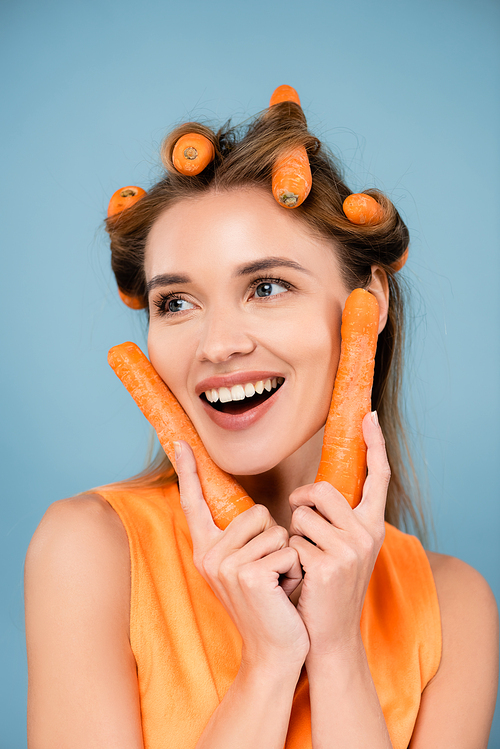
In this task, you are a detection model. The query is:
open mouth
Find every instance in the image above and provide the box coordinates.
[200,377,284,415]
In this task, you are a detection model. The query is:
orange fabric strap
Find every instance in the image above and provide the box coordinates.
[96,483,441,749]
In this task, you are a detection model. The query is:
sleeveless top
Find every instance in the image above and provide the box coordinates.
[95,482,441,749]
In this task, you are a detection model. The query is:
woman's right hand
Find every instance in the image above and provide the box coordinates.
[175,440,310,675]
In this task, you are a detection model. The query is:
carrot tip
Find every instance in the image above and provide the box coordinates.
[279,191,299,207]
[183,146,198,160]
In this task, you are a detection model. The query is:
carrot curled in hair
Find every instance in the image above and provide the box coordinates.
[108,342,254,530]
[343,193,385,226]
[107,186,147,218]
[269,84,301,107]
[118,289,146,310]
[172,133,215,176]
[316,288,379,508]
[272,146,312,209]
[391,247,408,272]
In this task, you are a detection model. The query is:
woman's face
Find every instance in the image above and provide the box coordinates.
[145,188,351,476]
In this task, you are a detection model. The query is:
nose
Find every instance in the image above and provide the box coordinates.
[196,309,256,363]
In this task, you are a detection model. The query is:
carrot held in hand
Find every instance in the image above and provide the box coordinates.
[108,342,254,529]
[315,288,379,507]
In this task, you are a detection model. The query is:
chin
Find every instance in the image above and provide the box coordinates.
[206,443,285,478]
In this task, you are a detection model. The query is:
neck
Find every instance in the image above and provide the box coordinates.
[234,428,324,532]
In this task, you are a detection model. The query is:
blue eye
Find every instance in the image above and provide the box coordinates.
[254,281,288,298]
[167,298,194,313]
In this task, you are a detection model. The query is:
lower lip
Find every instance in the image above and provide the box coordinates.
[201,386,284,431]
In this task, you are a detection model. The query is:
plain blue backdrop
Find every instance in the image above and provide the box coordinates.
[1,0,499,745]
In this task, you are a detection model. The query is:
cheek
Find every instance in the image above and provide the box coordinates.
[147,325,191,399]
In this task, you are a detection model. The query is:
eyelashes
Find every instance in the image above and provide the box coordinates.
[152,276,293,318]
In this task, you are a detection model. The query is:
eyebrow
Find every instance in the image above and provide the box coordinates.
[146,257,312,293]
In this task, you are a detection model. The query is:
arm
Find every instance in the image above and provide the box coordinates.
[24,494,144,749]
[289,412,393,748]
[174,441,309,749]
[409,552,499,747]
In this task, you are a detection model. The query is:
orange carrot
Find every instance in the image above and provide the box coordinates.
[343,193,385,226]
[391,247,408,272]
[272,146,312,209]
[315,288,379,507]
[269,84,301,107]
[172,133,215,176]
[118,289,146,310]
[107,186,146,217]
[108,342,254,529]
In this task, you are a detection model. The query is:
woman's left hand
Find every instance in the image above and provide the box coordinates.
[288,411,390,658]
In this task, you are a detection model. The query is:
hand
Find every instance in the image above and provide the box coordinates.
[288,412,389,658]
[175,440,310,674]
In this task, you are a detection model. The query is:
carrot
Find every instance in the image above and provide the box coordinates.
[108,342,254,529]
[391,247,408,272]
[118,289,146,310]
[343,193,385,226]
[107,186,146,217]
[272,146,312,209]
[172,133,215,176]
[269,84,301,107]
[315,288,379,507]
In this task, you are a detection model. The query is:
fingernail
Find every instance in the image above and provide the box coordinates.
[371,410,379,426]
[174,441,182,460]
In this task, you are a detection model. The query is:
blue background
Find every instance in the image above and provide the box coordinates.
[1,0,499,745]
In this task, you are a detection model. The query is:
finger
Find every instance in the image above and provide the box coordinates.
[355,412,391,528]
[240,547,303,597]
[224,523,289,569]
[289,504,338,552]
[175,440,220,552]
[289,533,324,571]
[209,502,277,562]
[289,481,354,531]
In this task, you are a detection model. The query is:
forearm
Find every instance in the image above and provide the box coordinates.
[195,660,301,749]
[306,638,392,749]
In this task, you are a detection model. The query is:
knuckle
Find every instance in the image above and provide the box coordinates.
[293,505,310,522]
[269,524,288,546]
[218,555,236,583]
[250,503,270,523]
[201,548,218,580]
[313,480,334,498]
[237,564,259,590]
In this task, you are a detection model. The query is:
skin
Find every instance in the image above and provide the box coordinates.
[24,188,499,748]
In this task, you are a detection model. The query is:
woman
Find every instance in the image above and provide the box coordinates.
[24,92,498,747]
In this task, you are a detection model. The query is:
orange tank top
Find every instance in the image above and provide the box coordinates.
[96,482,441,749]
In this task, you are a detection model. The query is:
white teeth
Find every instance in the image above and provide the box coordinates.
[204,376,284,403]
[218,387,232,403]
[231,384,246,401]
[244,382,256,397]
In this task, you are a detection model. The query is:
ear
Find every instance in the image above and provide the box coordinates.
[367,266,389,334]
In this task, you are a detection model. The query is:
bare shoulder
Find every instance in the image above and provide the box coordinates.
[26,490,131,635]
[25,493,142,747]
[425,549,498,633]
[409,551,499,747]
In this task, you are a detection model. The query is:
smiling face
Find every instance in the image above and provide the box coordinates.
[145,188,351,476]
